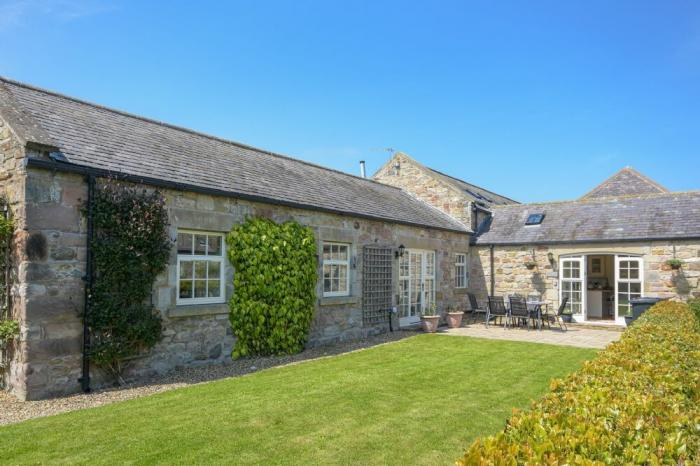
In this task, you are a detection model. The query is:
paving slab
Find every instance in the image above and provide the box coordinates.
[440,323,621,349]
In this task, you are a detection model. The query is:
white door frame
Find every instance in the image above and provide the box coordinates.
[558,253,644,325]
[559,256,586,322]
[614,255,644,325]
[398,249,435,327]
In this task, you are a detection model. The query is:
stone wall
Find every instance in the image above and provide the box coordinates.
[0,117,27,395]
[470,241,700,316]
[15,163,470,399]
[373,153,474,228]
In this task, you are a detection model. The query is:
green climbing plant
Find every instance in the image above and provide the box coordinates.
[86,180,170,383]
[226,217,317,358]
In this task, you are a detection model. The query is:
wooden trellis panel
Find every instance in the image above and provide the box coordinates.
[362,246,393,327]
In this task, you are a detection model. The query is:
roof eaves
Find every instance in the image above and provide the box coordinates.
[26,157,471,234]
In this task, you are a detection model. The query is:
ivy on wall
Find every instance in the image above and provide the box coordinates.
[0,198,17,359]
[226,217,317,358]
[87,181,170,383]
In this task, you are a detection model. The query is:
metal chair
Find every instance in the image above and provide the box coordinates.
[509,296,531,330]
[486,296,510,329]
[544,297,569,331]
[466,293,487,324]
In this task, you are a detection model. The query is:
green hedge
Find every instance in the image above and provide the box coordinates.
[458,300,700,464]
[226,217,317,359]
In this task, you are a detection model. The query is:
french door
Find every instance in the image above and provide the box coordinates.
[398,249,436,326]
[615,256,643,323]
[559,256,585,319]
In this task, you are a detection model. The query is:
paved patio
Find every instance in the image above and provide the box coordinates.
[440,324,622,349]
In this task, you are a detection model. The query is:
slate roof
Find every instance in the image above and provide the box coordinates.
[580,166,669,199]
[474,191,700,245]
[0,77,468,233]
[425,166,518,207]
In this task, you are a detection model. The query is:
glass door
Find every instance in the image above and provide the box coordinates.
[559,256,585,320]
[615,256,643,324]
[398,249,436,326]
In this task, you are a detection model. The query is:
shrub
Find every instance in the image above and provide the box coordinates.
[689,298,700,327]
[226,217,317,359]
[86,180,170,383]
[458,300,700,464]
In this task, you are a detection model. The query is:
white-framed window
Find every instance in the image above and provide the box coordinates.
[176,230,225,305]
[322,242,350,297]
[455,253,468,288]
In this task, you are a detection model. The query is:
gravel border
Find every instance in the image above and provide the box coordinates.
[0,330,416,426]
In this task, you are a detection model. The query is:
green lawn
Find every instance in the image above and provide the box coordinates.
[0,335,596,465]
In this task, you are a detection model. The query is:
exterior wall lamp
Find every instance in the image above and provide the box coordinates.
[395,244,405,259]
[547,252,556,267]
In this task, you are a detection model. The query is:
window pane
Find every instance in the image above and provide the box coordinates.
[180,261,193,279]
[563,268,571,279]
[338,273,348,293]
[177,233,193,254]
[324,278,331,291]
[207,236,222,256]
[629,268,639,279]
[208,261,221,279]
[207,280,221,297]
[194,235,207,255]
[630,283,641,294]
[323,245,331,260]
[195,261,207,279]
[323,264,331,280]
[338,265,347,287]
[194,280,207,298]
[337,245,348,261]
[332,265,340,280]
[179,280,193,299]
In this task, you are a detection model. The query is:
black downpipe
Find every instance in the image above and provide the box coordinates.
[80,175,95,393]
[489,244,495,296]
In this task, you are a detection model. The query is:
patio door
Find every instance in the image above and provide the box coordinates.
[559,256,585,320]
[398,249,435,326]
[615,256,643,324]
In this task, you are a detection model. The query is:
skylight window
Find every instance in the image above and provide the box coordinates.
[525,213,545,225]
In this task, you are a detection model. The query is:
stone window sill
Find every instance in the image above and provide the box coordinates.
[169,303,229,318]
[319,296,359,307]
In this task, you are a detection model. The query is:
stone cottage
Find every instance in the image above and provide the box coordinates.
[0,78,471,400]
[375,154,700,325]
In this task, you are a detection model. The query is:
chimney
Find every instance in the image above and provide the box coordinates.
[359,160,366,178]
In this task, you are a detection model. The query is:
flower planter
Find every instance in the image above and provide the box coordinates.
[446,312,464,328]
[420,315,440,333]
[561,314,573,323]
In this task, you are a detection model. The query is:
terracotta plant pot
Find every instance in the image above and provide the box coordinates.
[446,312,464,328]
[420,315,440,333]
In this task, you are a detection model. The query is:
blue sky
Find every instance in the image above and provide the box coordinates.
[1,0,698,202]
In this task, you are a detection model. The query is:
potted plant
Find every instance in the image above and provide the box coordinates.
[665,258,684,270]
[420,303,441,333]
[445,304,464,328]
[524,260,537,270]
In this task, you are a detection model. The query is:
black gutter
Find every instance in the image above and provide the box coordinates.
[79,174,95,393]
[474,236,700,247]
[489,245,495,296]
[26,158,469,235]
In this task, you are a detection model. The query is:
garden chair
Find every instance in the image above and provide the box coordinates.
[486,296,510,329]
[509,296,532,330]
[466,293,488,324]
[543,297,569,331]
